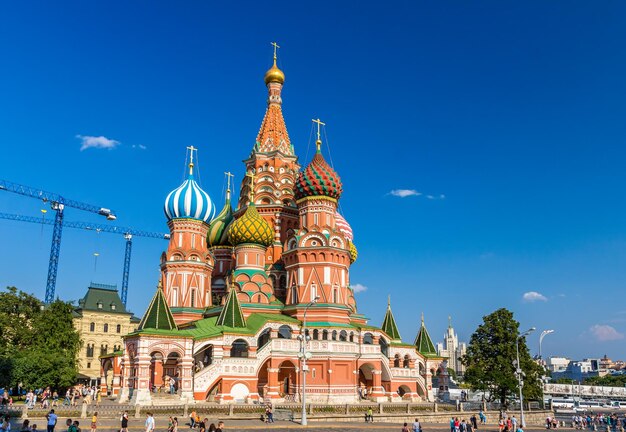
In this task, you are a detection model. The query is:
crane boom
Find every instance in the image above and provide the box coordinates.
[0,211,169,305]
[0,179,116,219]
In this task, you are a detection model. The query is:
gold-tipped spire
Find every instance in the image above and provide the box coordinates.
[421,312,425,324]
[224,171,234,200]
[264,42,285,85]
[312,118,325,152]
[187,145,197,175]
[246,171,257,202]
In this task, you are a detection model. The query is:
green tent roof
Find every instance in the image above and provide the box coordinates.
[138,285,177,331]
[216,289,246,328]
[381,297,401,342]
[414,313,437,356]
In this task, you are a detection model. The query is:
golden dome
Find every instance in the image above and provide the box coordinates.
[227,203,273,247]
[264,60,285,85]
[349,241,358,264]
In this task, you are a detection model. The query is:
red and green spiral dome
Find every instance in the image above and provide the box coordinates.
[294,144,343,200]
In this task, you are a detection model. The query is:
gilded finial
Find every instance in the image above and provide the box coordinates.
[246,171,258,202]
[312,118,325,152]
[224,171,234,200]
[387,295,391,308]
[448,315,452,328]
[271,41,280,63]
[421,312,424,324]
[187,145,197,175]
[157,279,163,290]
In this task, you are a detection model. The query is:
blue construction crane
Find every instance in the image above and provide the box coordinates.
[0,179,117,303]
[0,211,169,306]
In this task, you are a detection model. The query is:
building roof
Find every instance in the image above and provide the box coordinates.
[138,285,177,331]
[414,313,438,357]
[76,282,129,314]
[381,298,402,342]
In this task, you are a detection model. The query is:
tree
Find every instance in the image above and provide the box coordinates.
[461,308,543,407]
[0,287,81,389]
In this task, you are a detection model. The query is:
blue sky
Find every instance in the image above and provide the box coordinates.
[1,1,626,360]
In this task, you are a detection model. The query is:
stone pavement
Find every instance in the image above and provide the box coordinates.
[7,416,557,432]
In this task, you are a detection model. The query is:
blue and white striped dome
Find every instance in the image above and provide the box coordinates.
[164,171,215,223]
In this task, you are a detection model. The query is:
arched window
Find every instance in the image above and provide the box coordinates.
[332,330,337,341]
[230,339,249,358]
[322,330,329,340]
[190,289,196,308]
[278,325,292,339]
[100,344,108,356]
[116,324,121,333]
[403,354,410,368]
[394,354,401,368]
[290,286,298,304]
[89,322,95,332]
[257,329,271,350]
[103,323,108,333]
[363,333,374,345]
[349,332,355,342]
[86,344,94,357]
[339,330,347,342]
[313,329,319,340]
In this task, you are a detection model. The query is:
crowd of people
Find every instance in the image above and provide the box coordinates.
[567,413,626,430]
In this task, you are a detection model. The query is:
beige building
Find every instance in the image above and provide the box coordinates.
[73,283,140,382]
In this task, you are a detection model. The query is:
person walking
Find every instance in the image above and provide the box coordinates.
[189,410,197,428]
[144,413,155,432]
[216,422,224,432]
[402,423,410,432]
[172,417,178,432]
[471,414,478,431]
[120,412,129,432]
[46,409,58,432]
[366,407,373,423]
[21,419,31,432]
[265,406,274,424]
[90,413,97,432]
[412,418,422,432]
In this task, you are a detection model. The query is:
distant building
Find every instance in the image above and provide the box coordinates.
[72,283,140,383]
[436,317,467,377]
[547,356,570,373]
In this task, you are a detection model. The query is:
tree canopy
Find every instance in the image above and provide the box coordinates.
[461,308,543,406]
[0,287,80,390]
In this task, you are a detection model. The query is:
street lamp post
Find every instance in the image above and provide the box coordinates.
[538,330,554,409]
[539,330,554,359]
[298,297,319,426]
[516,327,535,428]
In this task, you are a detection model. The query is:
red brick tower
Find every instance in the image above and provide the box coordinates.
[282,121,355,324]
[161,147,215,324]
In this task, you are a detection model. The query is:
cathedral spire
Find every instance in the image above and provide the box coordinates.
[414,313,437,357]
[216,280,246,328]
[381,296,401,342]
[138,281,177,331]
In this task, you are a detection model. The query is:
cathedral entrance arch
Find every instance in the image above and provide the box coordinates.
[358,363,375,396]
[397,385,411,398]
[278,360,296,399]
[257,359,270,401]
[231,382,250,402]
[149,351,164,392]
[164,352,180,392]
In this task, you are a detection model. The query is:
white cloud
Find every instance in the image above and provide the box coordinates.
[588,324,624,342]
[77,134,120,151]
[390,189,421,198]
[132,144,147,150]
[522,291,548,302]
[351,283,368,293]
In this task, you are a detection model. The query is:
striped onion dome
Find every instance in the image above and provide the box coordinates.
[164,166,215,223]
[207,190,234,247]
[294,140,343,200]
[335,212,353,242]
[227,203,273,247]
[348,241,358,264]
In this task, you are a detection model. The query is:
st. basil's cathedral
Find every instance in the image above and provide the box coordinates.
[102,47,445,404]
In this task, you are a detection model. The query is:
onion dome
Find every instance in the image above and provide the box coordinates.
[207,189,234,247]
[348,241,358,264]
[227,203,273,247]
[264,58,285,85]
[294,140,343,200]
[164,159,215,223]
[335,212,353,242]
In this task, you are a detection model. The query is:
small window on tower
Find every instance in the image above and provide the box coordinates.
[190,289,196,308]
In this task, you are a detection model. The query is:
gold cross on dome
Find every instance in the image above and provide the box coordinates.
[271,42,280,60]
[224,171,234,191]
[187,145,197,174]
[312,118,325,141]
[246,171,258,201]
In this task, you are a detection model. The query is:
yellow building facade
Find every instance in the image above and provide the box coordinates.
[73,283,140,381]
